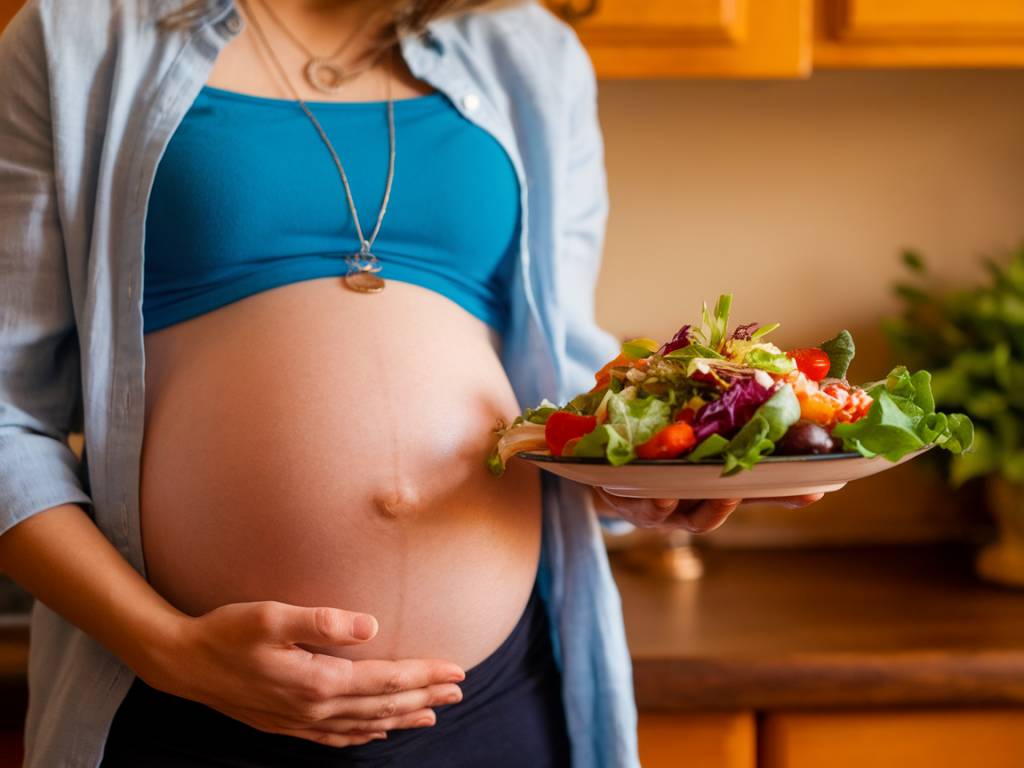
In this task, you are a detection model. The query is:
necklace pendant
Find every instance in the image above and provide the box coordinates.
[344,251,385,293]
[345,270,386,293]
[305,58,347,95]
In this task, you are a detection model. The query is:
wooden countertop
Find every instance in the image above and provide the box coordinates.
[615,544,1024,711]
[4,545,1024,714]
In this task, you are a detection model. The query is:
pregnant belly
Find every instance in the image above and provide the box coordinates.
[139,277,542,669]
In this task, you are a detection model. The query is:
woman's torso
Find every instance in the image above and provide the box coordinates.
[138,16,543,670]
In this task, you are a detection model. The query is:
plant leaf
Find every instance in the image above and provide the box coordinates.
[819,330,856,380]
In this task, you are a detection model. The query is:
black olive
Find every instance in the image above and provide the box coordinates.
[776,420,839,455]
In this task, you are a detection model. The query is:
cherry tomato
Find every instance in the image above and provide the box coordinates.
[788,348,831,382]
[636,422,697,460]
[545,412,598,456]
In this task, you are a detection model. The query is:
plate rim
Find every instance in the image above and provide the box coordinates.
[516,450,902,467]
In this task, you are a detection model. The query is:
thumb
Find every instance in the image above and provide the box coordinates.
[262,603,379,647]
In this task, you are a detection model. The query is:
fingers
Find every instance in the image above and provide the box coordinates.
[595,487,679,527]
[667,498,741,533]
[325,683,463,721]
[273,727,388,748]
[344,658,465,697]
[258,602,379,647]
[598,487,827,533]
[306,707,439,736]
[222,687,454,744]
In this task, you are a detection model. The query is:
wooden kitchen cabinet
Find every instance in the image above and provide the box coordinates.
[815,0,1024,67]
[544,0,812,78]
[0,0,21,31]
[638,712,756,768]
[760,709,1024,768]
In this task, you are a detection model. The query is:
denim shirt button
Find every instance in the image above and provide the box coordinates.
[461,93,480,112]
[224,13,242,34]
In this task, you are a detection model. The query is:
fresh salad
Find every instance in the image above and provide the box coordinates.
[487,295,974,476]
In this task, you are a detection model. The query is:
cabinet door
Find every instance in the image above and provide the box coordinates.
[638,712,755,768]
[544,1,811,78]
[1,0,22,31]
[761,710,1024,768]
[816,0,1024,67]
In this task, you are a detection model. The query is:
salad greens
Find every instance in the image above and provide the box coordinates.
[819,330,856,380]
[488,295,974,476]
[574,394,671,466]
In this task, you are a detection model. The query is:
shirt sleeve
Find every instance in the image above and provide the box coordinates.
[555,29,634,536]
[0,2,94,539]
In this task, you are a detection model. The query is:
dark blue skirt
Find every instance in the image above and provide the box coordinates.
[100,586,571,767]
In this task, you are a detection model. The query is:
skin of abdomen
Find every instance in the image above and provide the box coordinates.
[139,277,543,670]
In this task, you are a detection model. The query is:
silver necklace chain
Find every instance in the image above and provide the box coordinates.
[240,0,395,286]
[254,0,382,94]
[255,0,366,63]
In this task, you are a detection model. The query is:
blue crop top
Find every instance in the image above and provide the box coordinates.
[142,86,521,334]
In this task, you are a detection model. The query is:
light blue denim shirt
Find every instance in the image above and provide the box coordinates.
[0,1,638,766]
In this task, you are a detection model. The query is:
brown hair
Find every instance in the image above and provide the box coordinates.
[161,0,508,44]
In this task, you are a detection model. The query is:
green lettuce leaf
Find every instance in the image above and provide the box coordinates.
[832,391,926,460]
[522,405,557,425]
[666,343,724,361]
[571,392,671,466]
[743,348,797,375]
[687,434,729,461]
[607,393,671,447]
[950,427,998,486]
[819,330,856,380]
[833,365,974,461]
[573,425,635,466]
[621,337,659,359]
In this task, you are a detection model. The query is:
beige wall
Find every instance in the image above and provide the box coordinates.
[594,70,1024,544]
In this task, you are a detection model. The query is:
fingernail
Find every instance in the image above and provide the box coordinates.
[654,498,677,510]
[442,689,463,705]
[414,716,434,727]
[446,668,465,683]
[352,614,377,640]
[372,732,387,741]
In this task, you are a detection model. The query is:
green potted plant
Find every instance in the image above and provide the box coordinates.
[887,245,1024,587]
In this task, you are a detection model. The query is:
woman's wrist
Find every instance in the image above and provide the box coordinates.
[119,600,196,688]
[0,503,195,687]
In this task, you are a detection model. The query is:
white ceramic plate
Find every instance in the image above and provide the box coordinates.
[515,446,933,499]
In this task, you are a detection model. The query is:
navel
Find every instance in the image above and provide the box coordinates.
[372,484,423,520]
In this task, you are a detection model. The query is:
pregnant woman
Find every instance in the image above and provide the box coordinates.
[0,1,819,766]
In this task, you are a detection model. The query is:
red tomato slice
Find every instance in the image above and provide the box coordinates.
[636,422,697,460]
[788,348,831,382]
[545,412,598,456]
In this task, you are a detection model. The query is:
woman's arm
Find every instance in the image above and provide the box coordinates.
[0,5,461,747]
[0,504,193,677]
[0,504,466,746]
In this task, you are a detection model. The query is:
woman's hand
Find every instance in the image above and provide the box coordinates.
[593,487,825,534]
[142,601,466,748]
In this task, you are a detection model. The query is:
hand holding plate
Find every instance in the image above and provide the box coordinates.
[593,487,824,534]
